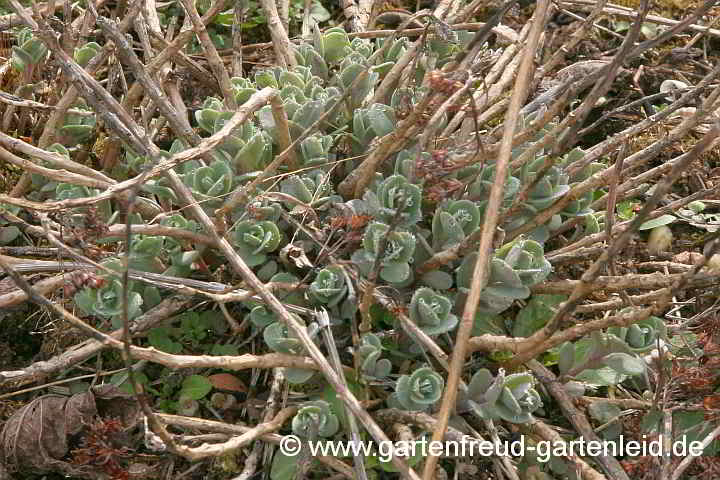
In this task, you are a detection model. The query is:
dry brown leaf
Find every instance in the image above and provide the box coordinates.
[208,373,247,392]
[0,385,140,477]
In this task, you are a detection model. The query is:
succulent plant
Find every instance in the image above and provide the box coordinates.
[195,97,227,134]
[1,9,688,478]
[388,367,444,412]
[160,214,200,277]
[11,28,48,73]
[279,171,334,208]
[352,104,396,153]
[431,199,481,250]
[518,156,570,211]
[312,26,350,66]
[456,249,539,315]
[55,183,95,201]
[59,105,97,144]
[247,305,277,329]
[607,316,667,354]
[73,42,102,68]
[129,235,166,273]
[357,333,392,380]
[299,134,333,167]
[363,174,421,227]
[351,221,416,284]
[233,220,282,267]
[408,287,458,336]
[558,330,648,386]
[263,319,317,383]
[291,400,339,438]
[294,44,330,81]
[494,236,552,287]
[74,277,143,321]
[466,369,542,423]
[230,76,258,105]
[186,159,234,207]
[307,265,347,307]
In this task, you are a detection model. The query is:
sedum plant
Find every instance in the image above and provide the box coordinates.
[73,42,102,68]
[279,171,335,208]
[408,287,458,336]
[307,265,347,307]
[59,105,96,144]
[388,366,444,412]
[607,315,667,354]
[74,277,143,323]
[363,174,422,227]
[11,28,48,73]
[357,333,392,380]
[11,14,679,480]
[456,235,552,315]
[233,220,283,267]
[557,330,649,387]
[464,369,542,423]
[263,319,317,384]
[291,400,339,438]
[186,159,234,207]
[351,221,416,284]
[431,199,481,250]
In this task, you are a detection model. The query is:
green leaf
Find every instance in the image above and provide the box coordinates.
[512,294,566,338]
[588,401,622,423]
[366,104,394,136]
[180,375,213,400]
[471,312,506,336]
[11,46,31,72]
[558,342,575,375]
[110,371,149,395]
[380,262,410,283]
[271,451,302,480]
[23,37,47,63]
[673,411,720,455]
[638,214,676,230]
[420,270,453,290]
[234,132,269,173]
[602,352,645,376]
[309,1,331,22]
[0,226,21,244]
[148,327,182,354]
[687,201,706,213]
[320,29,349,64]
[285,368,315,384]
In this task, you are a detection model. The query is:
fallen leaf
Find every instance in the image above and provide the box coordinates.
[208,373,247,392]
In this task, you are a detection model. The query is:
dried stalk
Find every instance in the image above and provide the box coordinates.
[521,419,607,480]
[560,0,720,38]
[422,3,549,478]
[0,296,192,386]
[156,413,355,478]
[178,0,237,109]
[173,407,298,460]
[528,360,630,480]
[258,0,296,68]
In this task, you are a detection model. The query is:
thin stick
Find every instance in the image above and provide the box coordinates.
[422,3,550,478]
[173,407,298,460]
[258,0,296,68]
[670,418,720,480]
[178,0,238,109]
[528,360,630,480]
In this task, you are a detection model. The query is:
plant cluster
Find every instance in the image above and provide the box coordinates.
[44,26,655,474]
[1,2,718,479]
